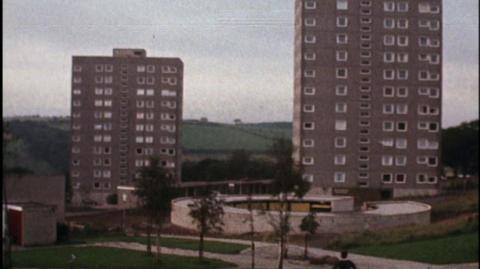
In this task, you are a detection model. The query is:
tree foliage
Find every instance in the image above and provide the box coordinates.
[300,212,319,259]
[134,157,175,261]
[442,120,479,175]
[266,138,310,269]
[188,191,225,260]
[270,139,310,197]
[181,151,275,181]
[7,120,70,174]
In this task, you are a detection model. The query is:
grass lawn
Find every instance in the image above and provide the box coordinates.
[12,246,236,269]
[182,123,274,152]
[351,232,479,264]
[83,235,249,254]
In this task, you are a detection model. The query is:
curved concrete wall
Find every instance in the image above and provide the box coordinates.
[171,196,431,235]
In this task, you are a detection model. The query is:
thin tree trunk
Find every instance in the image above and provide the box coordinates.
[277,195,285,269]
[251,237,255,269]
[304,233,308,260]
[199,231,204,261]
[250,206,255,269]
[278,231,284,269]
[248,195,255,269]
[156,222,162,263]
[146,214,152,255]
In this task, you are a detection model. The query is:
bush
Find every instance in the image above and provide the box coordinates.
[106,194,118,205]
[56,223,70,243]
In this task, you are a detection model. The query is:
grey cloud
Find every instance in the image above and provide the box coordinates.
[3,0,479,126]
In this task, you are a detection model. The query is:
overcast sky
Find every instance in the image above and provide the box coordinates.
[3,0,479,127]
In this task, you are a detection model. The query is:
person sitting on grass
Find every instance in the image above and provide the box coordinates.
[333,250,356,269]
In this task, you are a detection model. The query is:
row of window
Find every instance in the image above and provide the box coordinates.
[303,68,439,82]
[72,140,177,154]
[304,34,440,48]
[302,103,437,116]
[136,112,176,120]
[73,87,177,98]
[72,76,178,86]
[332,172,438,184]
[73,64,179,74]
[134,124,176,132]
[301,153,438,167]
[307,51,438,65]
[137,65,178,74]
[73,123,178,133]
[304,1,440,14]
[135,136,176,144]
[302,121,439,132]
[135,159,175,168]
[306,17,437,30]
[137,89,177,97]
[302,173,437,185]
[303,86,439,99]
[82,100,177,110]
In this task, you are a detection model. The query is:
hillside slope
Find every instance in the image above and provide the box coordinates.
[4,119,291,175]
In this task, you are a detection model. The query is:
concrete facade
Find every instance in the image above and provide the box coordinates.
[171,195,431,234]
[4,175,65,222]
[70,49,183,205]
[292,0,442,196]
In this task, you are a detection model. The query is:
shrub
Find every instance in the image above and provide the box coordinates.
[106,194,118,205]
[56,223,70,243]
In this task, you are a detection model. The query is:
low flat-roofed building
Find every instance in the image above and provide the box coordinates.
[7,203,57,246]
[4,174,65,222]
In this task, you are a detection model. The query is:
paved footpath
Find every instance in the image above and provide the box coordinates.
[90,234,479,269]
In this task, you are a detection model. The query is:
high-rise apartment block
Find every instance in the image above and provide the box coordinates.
[70,49,183,203]
[293,0,442,198]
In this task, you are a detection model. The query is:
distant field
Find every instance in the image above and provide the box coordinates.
[4,118,291,175]
[182,122,291,153]
[351,232,479,264]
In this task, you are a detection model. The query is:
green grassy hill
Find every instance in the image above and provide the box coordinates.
[183,121,291,153]
[4,118,291,175]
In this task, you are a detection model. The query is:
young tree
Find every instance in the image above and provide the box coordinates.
[134,157,175,262]
[188,191,225,261]
[244,188,256,269]
[268,138,310,269]
[300,212,319,260]
[65,171,73,205]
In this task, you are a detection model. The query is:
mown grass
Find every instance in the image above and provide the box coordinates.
[328,191,479,264]
[12,246,236,269]
[83,235,249,254]
[329,191,479,250]
[430,191,479,221]
[329,211,478,251]
[351,232,479,264]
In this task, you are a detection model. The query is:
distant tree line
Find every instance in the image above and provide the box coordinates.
[5,120,70,175]
[4,118,479,177]
[442,119,478,175]
[181,150,275,181]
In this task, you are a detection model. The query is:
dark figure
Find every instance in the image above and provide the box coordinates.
[333,251,356,269]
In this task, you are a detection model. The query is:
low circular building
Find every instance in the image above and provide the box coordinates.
[171,195,431,234]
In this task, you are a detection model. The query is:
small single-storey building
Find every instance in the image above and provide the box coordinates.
[4,175,65,246]
[7,203,57,246]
